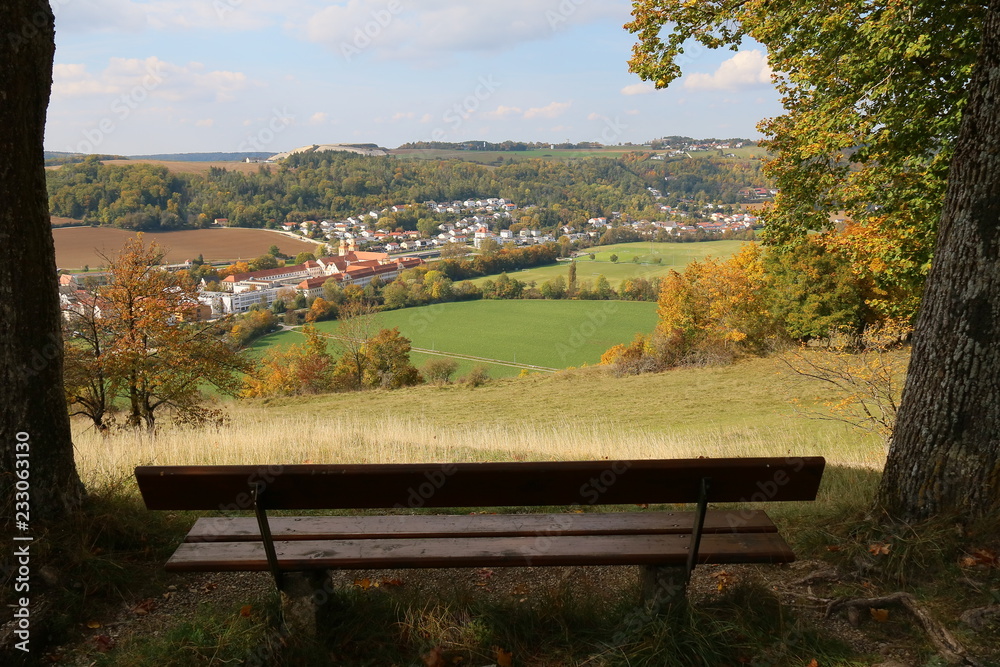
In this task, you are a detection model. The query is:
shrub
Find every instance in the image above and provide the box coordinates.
[463,365,490,387]
[423,358,459,385]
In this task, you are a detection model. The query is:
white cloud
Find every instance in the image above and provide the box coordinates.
[683,50,773,91]
[51,57,250,104]
[304,0,627,61]
[309,112,329,125]
[586,112,604,121]
[391,111,416,121]
[620,82,655,96]
[483,105,523,119]
[195,118,214,127]
[523,101,571,119]
[53,0,290,33]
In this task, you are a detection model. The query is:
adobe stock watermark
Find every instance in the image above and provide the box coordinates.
[555,300,621,362]
[427,75,501,142]
[66,60,167,155]
[591,113,629,145]
[213,0,244,20]
[237,108,294,152]
[340,0,404,62]
[546,0,587,31]
[6,0,71,48]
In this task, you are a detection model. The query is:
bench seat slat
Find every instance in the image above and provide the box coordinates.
[185,511,778,543]
[165,533,796,571]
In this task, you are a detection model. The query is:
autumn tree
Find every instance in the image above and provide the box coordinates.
[1,0,85,521]
[66,237,253,429]
[627,0,1000,522]
[242,325,335,397]
[654,244,779,363]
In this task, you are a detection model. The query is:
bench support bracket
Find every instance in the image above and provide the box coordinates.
[685,476,711,577]
[251,483,283,590]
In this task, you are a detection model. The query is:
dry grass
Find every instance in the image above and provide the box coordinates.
[73,403,885,490]
[100,158,270,175]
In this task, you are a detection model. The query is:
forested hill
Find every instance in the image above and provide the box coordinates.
[45,151,771,232]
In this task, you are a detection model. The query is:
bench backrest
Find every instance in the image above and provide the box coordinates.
[135,457,825,511]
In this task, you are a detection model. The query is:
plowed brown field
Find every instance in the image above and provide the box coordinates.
[53,227,320,269]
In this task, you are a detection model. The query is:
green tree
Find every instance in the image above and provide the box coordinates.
[293,251,316,265]
[627,0,1000,522]
[251,253,278,271]
[626,0,977,322]
[609,254,619,264]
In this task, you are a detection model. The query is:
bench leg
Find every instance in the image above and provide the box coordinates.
[279,570,329,637]
[640,565,687,610]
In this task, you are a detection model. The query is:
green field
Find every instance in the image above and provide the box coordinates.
[251,300,658,378]
[473,240,747,288]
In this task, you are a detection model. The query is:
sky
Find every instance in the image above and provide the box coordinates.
[45,0,783,156]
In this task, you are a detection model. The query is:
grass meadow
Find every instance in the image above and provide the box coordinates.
[253,300,659,377]
[57,353,909,666]
[473,240,746,288]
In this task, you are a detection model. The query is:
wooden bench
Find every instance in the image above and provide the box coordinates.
[135,457,825,633]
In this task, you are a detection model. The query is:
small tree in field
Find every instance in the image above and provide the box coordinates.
[65,236,252,429]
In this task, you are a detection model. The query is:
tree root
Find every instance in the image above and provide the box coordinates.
[960,605,1000,631]
[825,592,982,666]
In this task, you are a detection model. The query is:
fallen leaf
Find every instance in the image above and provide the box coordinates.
[477,568,494,580]
[495,646,513,667]
[354,578,374,590]
[825,545,842,552]
[199,582,218,594]
[380,578,404,588]
[133,598,156,616]
[422,645,446,667]
[960,556,979,568]
[711,569,732,592]
[868,543,891,556]
[511,584,530,595]
[806,660,819,667]
[870,608,890,623]
[93,634,115,652]
[240,604,253,617]
[86,620,102,629]
[972,548,999,566]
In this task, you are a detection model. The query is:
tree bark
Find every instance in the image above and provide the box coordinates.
[877,1,1000,522]
[0,1,85,522]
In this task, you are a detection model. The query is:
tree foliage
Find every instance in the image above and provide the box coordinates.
[626,0,982,321]
[64,236,252,429]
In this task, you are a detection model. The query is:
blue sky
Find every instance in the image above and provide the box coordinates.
[46,0,783,156]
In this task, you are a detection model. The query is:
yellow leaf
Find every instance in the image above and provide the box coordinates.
[870,608,890,623]
[86,620,102,629]
[354,578,373,590]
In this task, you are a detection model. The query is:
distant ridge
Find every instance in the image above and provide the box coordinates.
[127,152,275,162]
[268,143,388,160]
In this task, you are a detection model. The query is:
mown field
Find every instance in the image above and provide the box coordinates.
[473,240,746,288]
[391,147,641,164]
[251,300,659,378]
[99,158,272,175]
[53,226,319,269]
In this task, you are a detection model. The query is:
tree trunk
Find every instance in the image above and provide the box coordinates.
[0,0,85,522]
[877,1,1000,522]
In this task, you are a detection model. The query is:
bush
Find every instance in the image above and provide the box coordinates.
[423,358,459,385]
[463,365,490,387]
